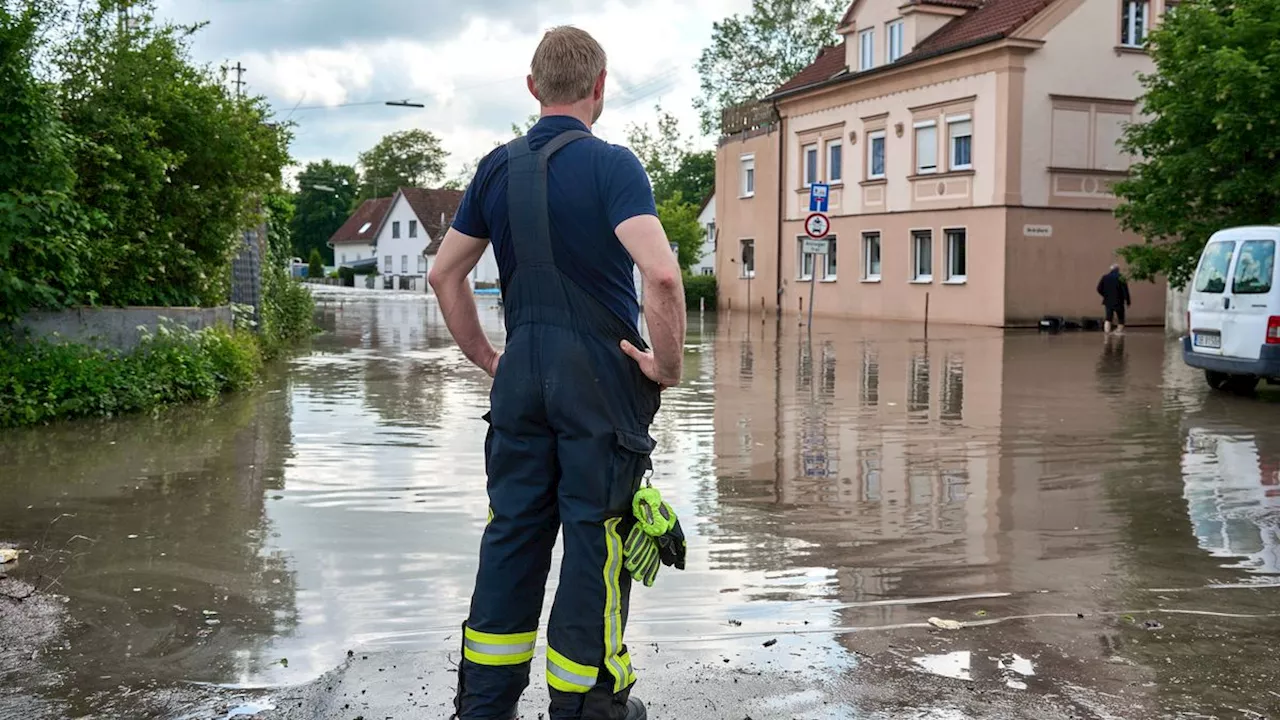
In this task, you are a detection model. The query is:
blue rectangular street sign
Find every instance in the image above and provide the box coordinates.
[808,183,829,213]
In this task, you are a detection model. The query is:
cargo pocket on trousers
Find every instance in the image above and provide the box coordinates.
[607,429,656,516]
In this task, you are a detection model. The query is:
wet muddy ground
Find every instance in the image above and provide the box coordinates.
[3,287,1280,719]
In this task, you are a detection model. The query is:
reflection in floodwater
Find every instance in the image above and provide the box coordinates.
[1182,427,1280,574]
[4,289,1280,717]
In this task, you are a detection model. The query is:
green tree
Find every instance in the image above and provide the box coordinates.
[1114,0,1280,288]
[357,129,447,199]
[627,105,688,203]
[668,150,715,206]
[657,192,703,271]
[307,248,324,279]
[292,160,357,264]
[0,4,98,321]
[694,0,845,134]
[55,0,290,308]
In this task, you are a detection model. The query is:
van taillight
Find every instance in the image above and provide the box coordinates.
[1269,316,1280,344]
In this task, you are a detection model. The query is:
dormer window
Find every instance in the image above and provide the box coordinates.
[887,20,904,63]
[858,28,875,70]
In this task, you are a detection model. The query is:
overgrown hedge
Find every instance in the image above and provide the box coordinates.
[683,272,717,311]
[0,322,261,429]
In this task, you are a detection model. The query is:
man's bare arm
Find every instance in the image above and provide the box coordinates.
[616,214,685,387]
[428,228,500,376]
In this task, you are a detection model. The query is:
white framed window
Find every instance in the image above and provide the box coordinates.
[945,228,967,282]
[914,121,938,174]
[948,115,972,170]
[701,267,714,276]
[340,253,347,263]
[1121,0,1148,47]
[862,232,882,280]
[911,229,933,281]
[392,221,401,239]
[401,254,408,273]
[740,239,756,278]
[418,255,427,273]
[803,143,819,187]
[740,155,755,197]
[858,28,875,70]
[384,255,392,272]
[823,236,837,281]
[409,220,418,238]
[707,221,716,247]
[887,19,905,62]
[798,237,815,281]
[867,130,886,180]
[827,140,843,183]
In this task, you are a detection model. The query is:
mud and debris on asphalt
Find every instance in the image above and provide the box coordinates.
[3,289,1280,719]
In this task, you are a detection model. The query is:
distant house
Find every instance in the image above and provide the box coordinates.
[693,192,716,276]
[328,197,391,266]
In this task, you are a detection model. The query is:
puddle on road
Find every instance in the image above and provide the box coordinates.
[3,288,1280,717]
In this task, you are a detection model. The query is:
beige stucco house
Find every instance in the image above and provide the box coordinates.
[716,0,1171,326]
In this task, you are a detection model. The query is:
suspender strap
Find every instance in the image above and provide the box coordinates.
[504,130,592,269]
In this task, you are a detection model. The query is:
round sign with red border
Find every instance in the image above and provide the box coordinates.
[805,212,830,239]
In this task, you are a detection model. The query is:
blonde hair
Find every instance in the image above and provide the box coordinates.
[530,26,607,105]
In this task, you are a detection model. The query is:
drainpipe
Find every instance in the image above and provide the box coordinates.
[772,99,785,315]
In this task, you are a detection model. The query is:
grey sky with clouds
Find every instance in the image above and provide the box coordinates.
[154,0,748,184]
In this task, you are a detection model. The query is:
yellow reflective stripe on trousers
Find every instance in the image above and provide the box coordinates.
[463,626,536,666]
[547,646,600,693]
[487,507,494,524]
[603,517,628,693]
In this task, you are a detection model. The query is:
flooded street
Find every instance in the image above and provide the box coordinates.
[4,287,1280,719]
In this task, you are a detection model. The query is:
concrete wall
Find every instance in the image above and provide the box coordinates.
[12,306,234,352]
[1003,207,1164,326]
[1166,282,1189,335]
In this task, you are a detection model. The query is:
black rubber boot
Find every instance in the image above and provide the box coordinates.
[624,697,647,720]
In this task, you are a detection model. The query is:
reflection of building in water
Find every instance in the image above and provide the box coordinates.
[712,322,1165,632]
[1181,428,1280,574]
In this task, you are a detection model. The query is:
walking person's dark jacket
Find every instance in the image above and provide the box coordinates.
[1097,268,1131,309]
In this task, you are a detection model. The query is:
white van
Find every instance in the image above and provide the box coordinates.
[1184,225,1280,392]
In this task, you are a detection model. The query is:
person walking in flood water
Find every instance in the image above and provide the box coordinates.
[428,26,686,720]
[1097,263,1131,335]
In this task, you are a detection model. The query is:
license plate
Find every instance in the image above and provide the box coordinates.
[1194,332,1221,349]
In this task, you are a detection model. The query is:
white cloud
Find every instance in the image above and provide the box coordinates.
[178,0,757,178]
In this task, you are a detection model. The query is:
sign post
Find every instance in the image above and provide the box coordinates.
[802,195,831,329]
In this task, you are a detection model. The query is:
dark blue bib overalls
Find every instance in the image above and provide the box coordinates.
[454,129,662,720]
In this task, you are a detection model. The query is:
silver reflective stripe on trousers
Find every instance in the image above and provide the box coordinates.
[465,638,536,657]
[547,660,598,690]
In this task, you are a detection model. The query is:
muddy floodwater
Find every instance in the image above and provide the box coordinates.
[4,287,1280,719]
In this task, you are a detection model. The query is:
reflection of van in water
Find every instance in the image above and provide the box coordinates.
[1183,226,1280,392]
[1182,425,1280,574]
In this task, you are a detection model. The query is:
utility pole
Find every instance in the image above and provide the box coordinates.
[230,62,246,98]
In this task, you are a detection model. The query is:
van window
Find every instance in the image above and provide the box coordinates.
[1232,240,1275,295]
[1194,241,1236,294]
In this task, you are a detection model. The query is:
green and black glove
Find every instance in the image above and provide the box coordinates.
[622,483,687,587]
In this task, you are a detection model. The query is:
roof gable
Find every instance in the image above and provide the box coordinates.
[329,197,392,245]
[772,0,1055,99]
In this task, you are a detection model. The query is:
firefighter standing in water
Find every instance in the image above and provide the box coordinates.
[428,26,687,720]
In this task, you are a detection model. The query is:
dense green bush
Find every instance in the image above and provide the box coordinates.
[0,7,99,322]
[258,192,316,359]
[683,272,717,311]
[0,321,261,428]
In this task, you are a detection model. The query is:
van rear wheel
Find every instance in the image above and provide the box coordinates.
[1205,370,1259,394]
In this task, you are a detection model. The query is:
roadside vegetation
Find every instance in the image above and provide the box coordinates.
[0,1,314,428]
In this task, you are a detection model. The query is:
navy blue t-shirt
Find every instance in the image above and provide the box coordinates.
[451,116,657,331]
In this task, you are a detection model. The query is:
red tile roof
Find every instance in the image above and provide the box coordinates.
[909,0,1054,56]
[773,0,1054,98]
[397,187,464,255]
[773,44,848,96]
[329,197,391,245]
